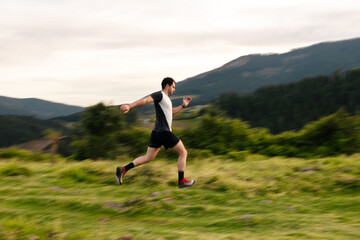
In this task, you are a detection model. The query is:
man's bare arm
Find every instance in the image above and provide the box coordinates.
[173,105,184,115]
[173,96,192,115]
[120,95,154,114]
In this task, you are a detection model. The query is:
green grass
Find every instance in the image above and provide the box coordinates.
[0,154,359,239]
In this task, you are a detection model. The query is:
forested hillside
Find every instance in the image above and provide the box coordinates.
[213,68,360,133]
[175,38,360,105]
[0,115,67,147]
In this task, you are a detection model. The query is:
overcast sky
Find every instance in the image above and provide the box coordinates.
[1,0,360,107]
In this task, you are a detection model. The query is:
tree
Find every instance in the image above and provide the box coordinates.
[81,103,123,136]
[73,103,124,160]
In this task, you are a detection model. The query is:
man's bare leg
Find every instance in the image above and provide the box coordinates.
[133,147,160,166]
[171,140,187,172]
[171,140,195,188]
[116,147,160,185]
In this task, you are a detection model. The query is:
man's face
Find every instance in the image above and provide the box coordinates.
[168,82,175,96]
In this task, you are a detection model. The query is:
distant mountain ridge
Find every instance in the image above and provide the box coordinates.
[175,37,360,105]
[0,96,84,119]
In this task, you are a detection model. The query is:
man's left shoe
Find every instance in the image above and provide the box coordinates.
[178,178,196,188]
[115,166,125,185]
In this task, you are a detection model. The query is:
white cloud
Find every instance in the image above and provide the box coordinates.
[1,0,360,106]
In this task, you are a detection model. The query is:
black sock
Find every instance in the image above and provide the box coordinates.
[178,171,184,182]
[124,162,135,172]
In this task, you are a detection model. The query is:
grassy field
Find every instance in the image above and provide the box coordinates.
[0,153,360,239]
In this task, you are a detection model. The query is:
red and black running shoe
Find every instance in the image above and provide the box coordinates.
[178,178,196,188]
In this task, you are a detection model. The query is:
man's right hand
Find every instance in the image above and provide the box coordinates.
[120,104,130,114]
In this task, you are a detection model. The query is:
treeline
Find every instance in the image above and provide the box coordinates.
[67,103,360,160]
[2,103,359,160]
[212,68,360,133]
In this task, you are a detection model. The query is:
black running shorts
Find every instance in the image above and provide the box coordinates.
[149,130,180,150]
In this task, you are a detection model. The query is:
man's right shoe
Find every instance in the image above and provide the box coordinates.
[115,166,125,185]
[178,178,196,188]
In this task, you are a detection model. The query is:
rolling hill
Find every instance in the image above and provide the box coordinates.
[175,37,360,105]
[0,96,84,119]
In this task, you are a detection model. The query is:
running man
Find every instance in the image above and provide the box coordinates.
[116,77,196,188]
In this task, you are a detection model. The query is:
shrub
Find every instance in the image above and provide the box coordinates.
[315,146,333,157]
[0,164,32,176]
[0,148,51,162]
[259,145,288,157]
[0,148,31,159]
[26,152,50,162]
[181,116,251,155]
[188,149,213,159]
[117,128,151,156]
[226,150,248,161]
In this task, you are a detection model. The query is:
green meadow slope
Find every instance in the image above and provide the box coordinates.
[0,151,359,239]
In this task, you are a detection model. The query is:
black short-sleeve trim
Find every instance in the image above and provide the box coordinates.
[151,91,163,103]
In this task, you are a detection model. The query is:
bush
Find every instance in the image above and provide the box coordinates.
[258,145,285,157]
[117,128,151,156]
[315,146,333,157]
[0,148,51,162]
[72,134,121,160]
[181,116,251,155]
[226,150,248,161]
[297,109,360,156]
[252,110,360,158]
[0,148,31,159]
[188,149,213,159]
[0,164,32,176]
[26,152,50,162]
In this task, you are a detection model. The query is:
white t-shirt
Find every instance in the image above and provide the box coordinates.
[150,91,173,132]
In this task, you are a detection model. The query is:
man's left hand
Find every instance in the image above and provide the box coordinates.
[183,96,192,107]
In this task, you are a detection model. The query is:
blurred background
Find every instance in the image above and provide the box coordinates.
[1,1,360,239]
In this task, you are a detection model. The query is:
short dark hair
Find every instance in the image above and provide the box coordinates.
[161,77,175,89]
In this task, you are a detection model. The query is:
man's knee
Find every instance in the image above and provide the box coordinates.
[180,148,187,157]
[145,152,157,162]
[144,155,154,163]
[143,147,159,163]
